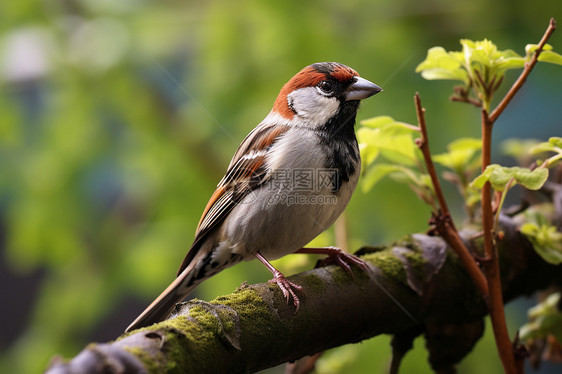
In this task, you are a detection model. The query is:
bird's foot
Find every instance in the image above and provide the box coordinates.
[298,246,371,276]
[268,271,303,313]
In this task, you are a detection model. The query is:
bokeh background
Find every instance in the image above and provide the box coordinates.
[1,1,560,373]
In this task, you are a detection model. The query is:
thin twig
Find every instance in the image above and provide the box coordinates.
[414,93,489,297]
[489,18,557,122]
[451,95,483,107]
[414,93,451,221]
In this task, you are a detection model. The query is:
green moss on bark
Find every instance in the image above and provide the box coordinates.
[363,251,407,282]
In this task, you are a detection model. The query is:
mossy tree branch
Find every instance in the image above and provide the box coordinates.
[46,208,561,374]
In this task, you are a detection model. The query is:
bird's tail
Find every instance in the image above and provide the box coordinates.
[125,248,243,332]
[125,263,202,332]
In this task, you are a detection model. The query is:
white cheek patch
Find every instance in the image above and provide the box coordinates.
[288,87,340,127]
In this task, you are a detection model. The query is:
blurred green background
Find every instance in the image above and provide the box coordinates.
[0,1,560,373]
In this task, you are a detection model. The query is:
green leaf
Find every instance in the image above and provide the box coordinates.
[549,137,562,148]
[357,127,380,167]
[501,138,542,158]
[471,164,549,191]
[526,43,554,54]
[497,56,526,70]
[415,47,463,72]
[521,316,562,342]
[466,41,524,83]
[525,43,562,65]
[419,68,469,83]
[464,39,499,65]
[530,143,557,154]
[415,46,469,84]
[525,299,562,342]
[520,223,562,265]
[360,116,418,133]
[528,292,560,319]
[433,137,481,173]
[361,163,410,192]
[529,137,562,158]
[358,142,379,169]
[357,117,420,167]
[538,51,562,65]
[471,164,508,190]
[514,167,549,190]
[360,115,395,128]
[377,132,419,166]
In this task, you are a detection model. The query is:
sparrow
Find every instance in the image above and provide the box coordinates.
[126,62,382,332]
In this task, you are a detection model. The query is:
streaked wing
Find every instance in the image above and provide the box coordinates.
[177,121,290,275]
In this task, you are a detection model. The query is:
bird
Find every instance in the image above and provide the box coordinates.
[125,62,382,332]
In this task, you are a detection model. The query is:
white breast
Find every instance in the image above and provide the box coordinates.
[222,126,360,260]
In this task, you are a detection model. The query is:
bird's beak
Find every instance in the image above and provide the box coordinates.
[344,77,383,101]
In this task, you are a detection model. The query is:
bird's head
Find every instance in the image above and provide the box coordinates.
[272,62,382,128]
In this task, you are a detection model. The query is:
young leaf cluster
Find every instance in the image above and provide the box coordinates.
[416,40,562,110]
[360,37,561,230]
[519,292,562,357]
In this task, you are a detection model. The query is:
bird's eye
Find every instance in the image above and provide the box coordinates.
[318,80,334,94]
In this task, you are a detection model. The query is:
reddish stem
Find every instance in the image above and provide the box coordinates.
[415,94,451,221]
[481,111,519,374]
[479,19,557,374]
[414,93,489,297]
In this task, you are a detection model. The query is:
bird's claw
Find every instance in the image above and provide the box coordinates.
[319,246,371,276]
[268,272,303,313]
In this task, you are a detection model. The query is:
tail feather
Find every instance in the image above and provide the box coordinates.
[125,266,201,332]
[126,246,245,332]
